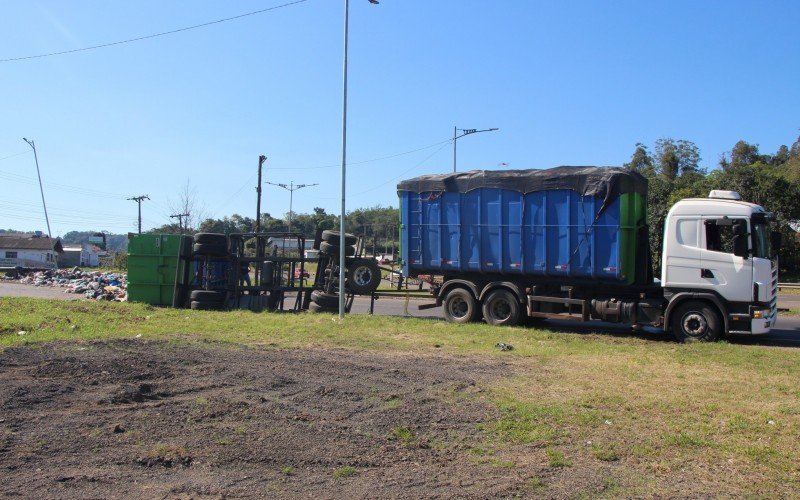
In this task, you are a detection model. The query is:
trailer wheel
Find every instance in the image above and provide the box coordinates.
[319,241,356,257]
[190,300,224,311]
[671,301,721,342]
[482,289,522,326]
[308,301,336,313]
[311,289,339,308]
[190,290,225,302]
[193,233,228,246]
[442,287,479,324]
[193,242,228,257]
[347,258,381,295]
[321,230,357,246]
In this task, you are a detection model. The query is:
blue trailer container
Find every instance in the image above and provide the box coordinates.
[398,167,647,285]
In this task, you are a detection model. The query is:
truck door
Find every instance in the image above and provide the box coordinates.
[699,217,752,302]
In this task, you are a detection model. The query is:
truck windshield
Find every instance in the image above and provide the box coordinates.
[752,220,771,259]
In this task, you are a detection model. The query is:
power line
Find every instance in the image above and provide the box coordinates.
[0,0,309,63]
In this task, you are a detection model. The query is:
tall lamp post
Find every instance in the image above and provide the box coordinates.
[453,127,499,172]
[340,0,379,319]
[266,181,318,232]
[22,138,52,238]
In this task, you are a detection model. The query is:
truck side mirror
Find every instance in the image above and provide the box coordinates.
[771,231,782,257]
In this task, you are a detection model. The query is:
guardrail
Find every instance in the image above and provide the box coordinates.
[778,283,800,290]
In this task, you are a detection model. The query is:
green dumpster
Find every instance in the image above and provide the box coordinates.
[127,234,184,305]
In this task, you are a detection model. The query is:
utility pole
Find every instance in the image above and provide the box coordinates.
[452,127,499,172]
[22,138,52,238]
[256,155,266,233]
[170,213,190,234]
[265,181,318,232]
[127,195,150,234]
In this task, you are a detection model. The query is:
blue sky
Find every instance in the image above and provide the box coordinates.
[1,0,798,236]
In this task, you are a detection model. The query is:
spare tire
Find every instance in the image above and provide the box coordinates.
[319,241,355,257]
[321,230,357,246]
[194,233,228,246]
[346,258,381,295]
[190,290,225,302]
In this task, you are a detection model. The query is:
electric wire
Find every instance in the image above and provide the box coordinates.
[0,0,310,63]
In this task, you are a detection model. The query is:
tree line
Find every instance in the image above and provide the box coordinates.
[626,135,800,276]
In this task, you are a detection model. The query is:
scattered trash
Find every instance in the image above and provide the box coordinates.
[604,419,613,425]
[134,334,142,339]
[17,331,26,336]
[5,268,127,301]
[495,342,513,351]
[768,420,776,425]
[113,424,125,434]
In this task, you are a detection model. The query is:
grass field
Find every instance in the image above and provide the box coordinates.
[1,296,799,496]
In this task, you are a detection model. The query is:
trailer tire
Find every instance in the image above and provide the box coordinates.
[346,258,381,295]
[193,243,228,257]
[308,301,336,313]
[193,233,228,246]
[190,290,225,302]
[319,241,355,257]
[671,300,721,342]
[442,287,479,324]
[311,289,339,308]
[190,300,224,311]
[482,289,522,326]
[321,230,357,246]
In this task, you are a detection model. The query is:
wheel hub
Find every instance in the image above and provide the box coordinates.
[449,297,468,318]
[682,313,708,337]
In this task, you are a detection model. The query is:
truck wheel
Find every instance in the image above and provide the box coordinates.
[321,230,357,246]
[194,233,228,246]
[442,288,479,324]
[672,301,721,342]
[482,289,522,326]
[193,242,228,257]
[319,241,356,257]
[347,258,381,294]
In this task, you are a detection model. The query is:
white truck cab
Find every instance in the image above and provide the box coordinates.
[662,190,779,337]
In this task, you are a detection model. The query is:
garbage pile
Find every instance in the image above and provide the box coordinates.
[7,267,128,301]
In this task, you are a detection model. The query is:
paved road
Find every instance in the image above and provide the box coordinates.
[3,281,799,347]
[352,295,800,348]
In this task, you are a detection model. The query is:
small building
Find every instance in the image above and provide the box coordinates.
[60,243,105,268]
[0,234,64,270]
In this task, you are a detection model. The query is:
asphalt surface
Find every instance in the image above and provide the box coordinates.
[2,281,799,347]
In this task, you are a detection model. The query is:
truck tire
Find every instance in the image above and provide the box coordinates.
[346,258,381,295]
[190,300,223,311]
[190,290,225,302]
[321,230,357,246]
[193,242,228,257]
[311,289,339,308]
[482,289,522,327]
[671,301,721,342]
[193,233,228,246]
[308,301,336,313]
[319,241,356,257]
[442,287,479,324]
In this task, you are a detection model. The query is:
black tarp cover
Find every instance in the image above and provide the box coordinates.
[397,166,647,209]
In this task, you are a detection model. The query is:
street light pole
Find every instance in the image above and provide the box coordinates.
[340,0,379,319]
[265,181,318,232]
[452,127,499,172]
[22,138,52,238]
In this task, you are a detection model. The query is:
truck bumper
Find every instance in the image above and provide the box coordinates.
[750,314,776,335]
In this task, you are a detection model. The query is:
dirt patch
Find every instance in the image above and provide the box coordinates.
[0,340,539,498]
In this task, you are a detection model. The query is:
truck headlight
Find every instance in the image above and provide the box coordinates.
[752,309,771,319]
